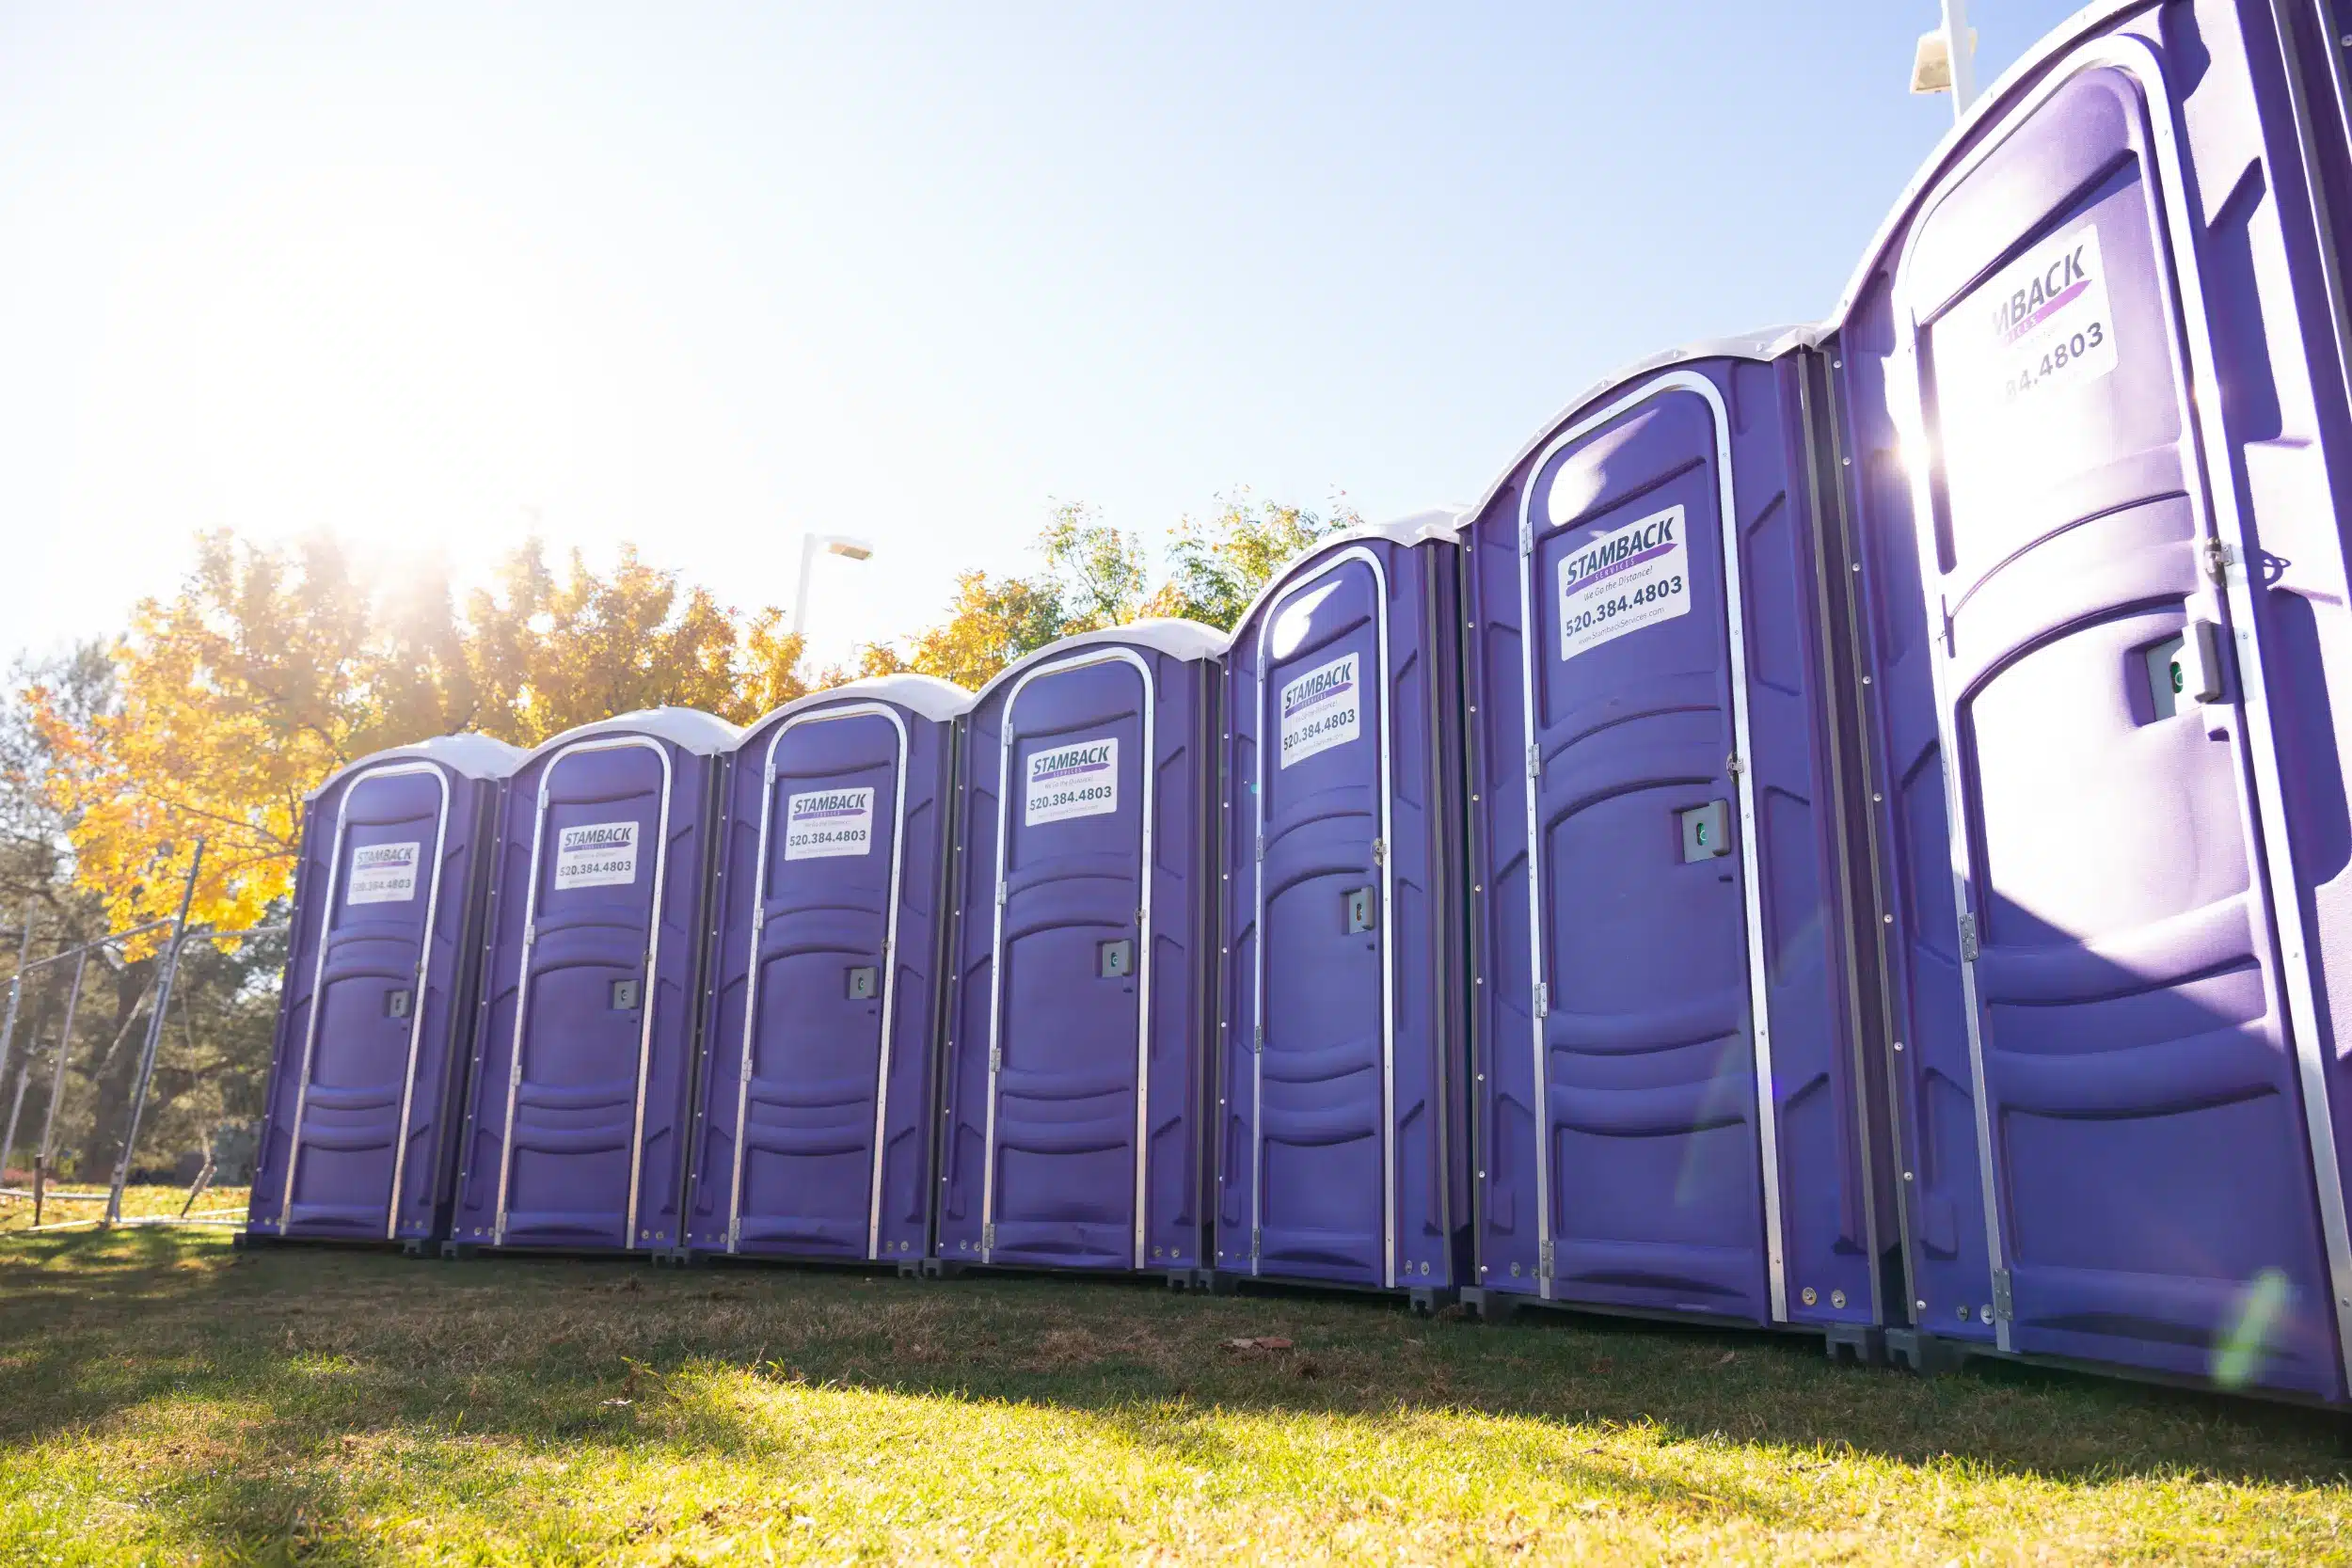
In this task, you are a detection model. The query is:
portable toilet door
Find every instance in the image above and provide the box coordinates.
[932,621,1223,1277]
[1457,334,1897,1340]
[248,734,521,1245]
[447,707,738,1254]
[682,675,968,1264]
[1825,0,2352,1402]
[1215,515,1471,1299]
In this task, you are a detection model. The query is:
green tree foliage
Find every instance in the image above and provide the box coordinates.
[1144,493,1358,631]
[871,492,1356,689]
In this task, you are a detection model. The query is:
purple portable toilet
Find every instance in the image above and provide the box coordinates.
[1456,333,1897,1348]
[681,675,969,1265]
[932,621,1222,1279]
[1212,515,1471,1303]
[446,707,738,1255]
[1826,0,2352,1402]
[247,734,522,1248]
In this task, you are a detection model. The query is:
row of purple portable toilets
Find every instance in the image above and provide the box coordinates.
[245,0,2352,1407]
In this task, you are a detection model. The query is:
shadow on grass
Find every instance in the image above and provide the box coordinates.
[1,1225,2346,1554]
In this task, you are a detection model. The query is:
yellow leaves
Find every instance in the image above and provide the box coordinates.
[898,571,1071,691]
[35,497,1346,939]
[32,532,840,942]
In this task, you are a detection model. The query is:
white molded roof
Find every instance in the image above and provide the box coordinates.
[1458,325,1820,528]
[739,673,973,739]
[309,732,527,800]
[1230,509,1470,638]
[524,705,741,762]
[971,616,1227,708]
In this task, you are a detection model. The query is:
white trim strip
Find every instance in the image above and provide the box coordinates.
[1248,545,1400,1288]
[492,734,676,1250]
[979,647,1160,1270]
[274,760,452,1239]
[723,702,913,1260]
[1513,369,1787,1321]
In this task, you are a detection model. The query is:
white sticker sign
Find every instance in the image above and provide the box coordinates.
[784,786,875,861]
[1279,653,1362,768]
[1955,223,2119,412]
[554,821,640,891]
[1555,504,1691,663]
[1025,736,1119,826]
[347,841,421,905]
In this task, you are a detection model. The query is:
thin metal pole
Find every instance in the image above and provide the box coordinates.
[1942,0,1977,122]
[38,949,88,1165]
[106,842,203,1225]
[790,531,821,664]
[0,1063,28,1180]
[0,916,34,1117]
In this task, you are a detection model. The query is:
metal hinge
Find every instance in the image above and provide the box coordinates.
[1958,912,1979,962]
[995,880,1007,907]
[982,1224,995,1251]
[739,1052,754,1083]
[989,1047,1002,1072]
[1726,752,1744,777]
[1371,838,1386,865]
[1250,1227,1262,1259]
[1252,1023,1263,1054]
[1539,1239,1555,1277]
[2202,537,2233,584]
[1254,834,1264,863]
[1526,744,1541,780]
[728,1217,740,1248]
[1533,981,1549,1019]
[1991,1267,2013,1323]
[1518,521,1534,557]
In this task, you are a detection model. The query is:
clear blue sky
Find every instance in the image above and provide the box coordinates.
[0,2,2087,673]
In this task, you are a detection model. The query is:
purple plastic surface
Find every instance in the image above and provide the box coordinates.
[933,628,1219,1274]
[447,712,731,1253]
[1832,0,2352,1399]
[249,745,510,1243]
[1216,526,1470,1291]
[682,687,960,1261]
[1460,352,1886,1327]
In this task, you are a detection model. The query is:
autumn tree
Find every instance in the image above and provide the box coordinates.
[28,531,824,939]
[460,539,823,745]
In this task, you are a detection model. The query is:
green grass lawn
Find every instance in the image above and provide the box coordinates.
[0,1184,246,1234]
[2,1229,2348,1563]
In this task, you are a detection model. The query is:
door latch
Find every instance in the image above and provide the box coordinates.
[1099,939,1135,979]
[846,965,879,1001]
[385,989,414,1021]
[1678,800,1731,862]
[1344,887,1377,934]
[610,978,641,1011]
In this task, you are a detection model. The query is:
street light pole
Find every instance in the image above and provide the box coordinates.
[787,532,877,669]
[1943,0,1977,119]
[1911,0,1979,124]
